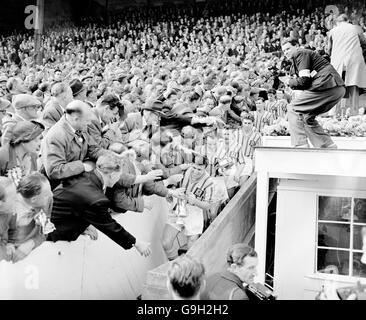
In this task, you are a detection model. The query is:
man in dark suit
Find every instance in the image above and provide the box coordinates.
[280,37,345,148]
[87,94,124,149]
[48,151,151,257]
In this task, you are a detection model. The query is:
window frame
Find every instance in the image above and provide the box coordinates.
[315,194,366,279]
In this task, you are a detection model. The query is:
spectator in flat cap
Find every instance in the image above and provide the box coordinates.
[41,100,104,188]
[81,74,93,89]
[0,120,44,176]
[112,74,128,99]
[87,94,123,149]
[70,79,87,101]
[1,94,43,146]
[42,82,73,129]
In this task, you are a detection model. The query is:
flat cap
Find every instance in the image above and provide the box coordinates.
[12,94,41,110]
[11,120,44,145]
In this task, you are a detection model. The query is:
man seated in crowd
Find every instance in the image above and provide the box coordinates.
[48,152,151,257]
[87,94,124,149]
[201,243,258,300]
[167,254,206,300]
[1,94,43,145]
[0,120,44,177]
[42,82,73,129]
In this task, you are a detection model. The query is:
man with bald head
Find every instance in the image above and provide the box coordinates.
[41,100,103,188]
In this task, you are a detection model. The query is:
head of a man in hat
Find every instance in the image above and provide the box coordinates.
[219,95,232,111]
[112,74,128,95]
[142,99,163,126]
[12,94,43,121]
[217,157,236,178]
[81,75,93,89]
[69,79,87,101]
[267,88,276,102]
[10,120,44,154]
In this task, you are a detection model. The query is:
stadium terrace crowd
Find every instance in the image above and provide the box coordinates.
[0,0,365,264]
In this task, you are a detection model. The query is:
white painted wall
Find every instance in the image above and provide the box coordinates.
[0,195,168,300]
[274,178,366,300]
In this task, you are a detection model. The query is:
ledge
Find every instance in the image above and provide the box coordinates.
[255,147,366,178]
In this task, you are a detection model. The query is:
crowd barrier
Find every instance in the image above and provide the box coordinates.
[142,173,257,299]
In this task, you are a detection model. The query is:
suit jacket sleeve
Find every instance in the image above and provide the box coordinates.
[85,134,105,161]
[288,51,312,90]
[84,200,136,249]
[44,136,85,180]
[87,119,114,149]
[112,189,145,213]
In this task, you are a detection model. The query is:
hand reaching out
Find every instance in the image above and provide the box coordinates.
[134,240,151,257]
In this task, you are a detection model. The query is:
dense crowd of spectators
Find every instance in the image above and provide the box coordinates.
[0,0,365,265]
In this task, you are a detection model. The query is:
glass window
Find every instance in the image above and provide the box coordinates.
[318,196,351,222]
[316,196,366,278]
[317,249,349,276]
[318,223,350,249]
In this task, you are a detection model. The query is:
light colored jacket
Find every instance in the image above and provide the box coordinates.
[41,115,103,181]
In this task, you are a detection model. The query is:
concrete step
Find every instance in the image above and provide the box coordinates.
[144,270,169,288]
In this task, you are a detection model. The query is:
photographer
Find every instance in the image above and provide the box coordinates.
[201,243,258,300]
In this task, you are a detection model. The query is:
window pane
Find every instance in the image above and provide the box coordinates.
[354,199,366,223]
[318,222,350,249]
[352,253,366,278]
[353,225,366,250]
[317,249,349,276]
[318,196,351,222]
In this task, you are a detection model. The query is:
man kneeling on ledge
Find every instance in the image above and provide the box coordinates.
[47,151,151,257]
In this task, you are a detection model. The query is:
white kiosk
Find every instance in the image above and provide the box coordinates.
[255,147,366,299]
